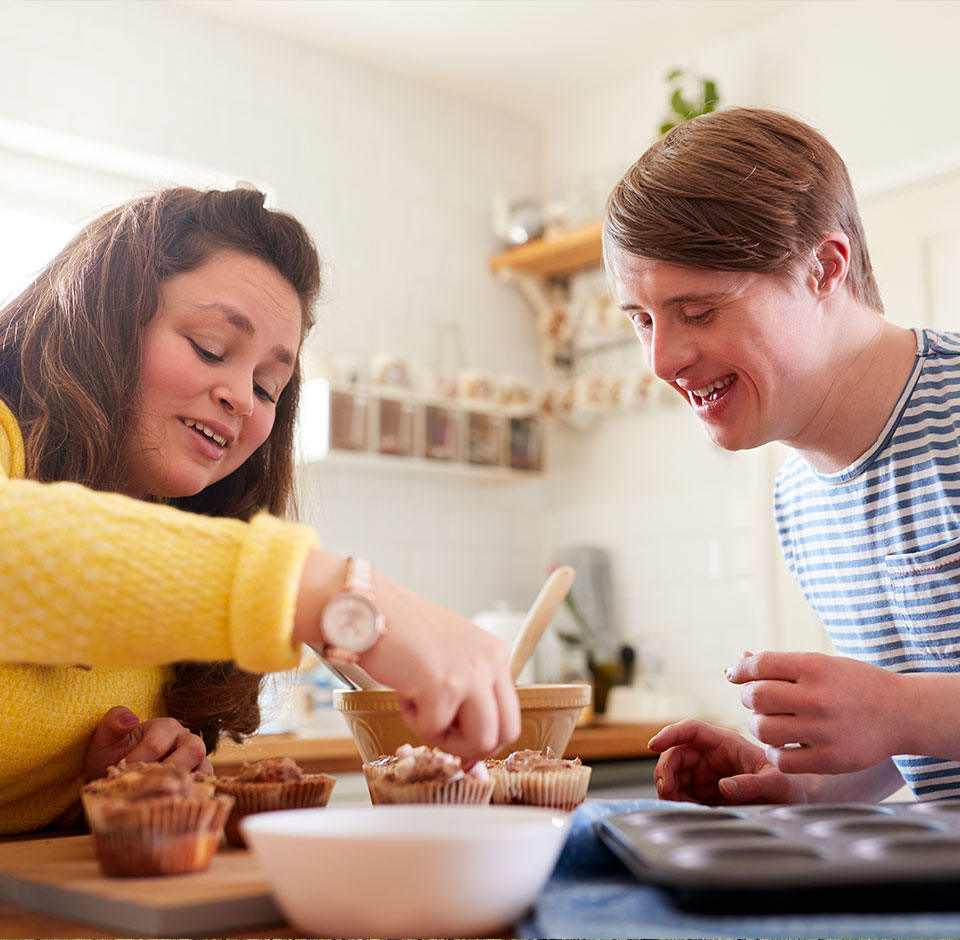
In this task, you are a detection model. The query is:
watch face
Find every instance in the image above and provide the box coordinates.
[322,593,379,652]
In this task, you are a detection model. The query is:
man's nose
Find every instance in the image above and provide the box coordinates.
[647,323,698,383]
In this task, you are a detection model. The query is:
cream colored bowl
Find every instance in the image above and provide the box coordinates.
[242,804,569,938]
[332,682,591,762]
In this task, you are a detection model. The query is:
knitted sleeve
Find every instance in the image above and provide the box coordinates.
[0,477,319,674]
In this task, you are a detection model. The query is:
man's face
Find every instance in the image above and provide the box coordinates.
[612,252,825,452]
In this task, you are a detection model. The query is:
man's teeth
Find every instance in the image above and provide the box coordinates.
[183,419,227,446]
[693,376,734,401]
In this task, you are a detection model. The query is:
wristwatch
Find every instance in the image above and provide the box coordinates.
[320,557,387,663]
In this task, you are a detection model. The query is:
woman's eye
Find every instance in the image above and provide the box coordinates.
[255,384,277,404]
[189,339,223,363]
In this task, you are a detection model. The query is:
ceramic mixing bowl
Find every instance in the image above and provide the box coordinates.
[332,682,591,762]
[242,804,569,937]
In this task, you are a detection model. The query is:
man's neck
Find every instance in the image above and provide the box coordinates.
[791,314,917,474]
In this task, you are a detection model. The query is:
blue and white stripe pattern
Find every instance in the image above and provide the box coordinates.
[774,328,960,800]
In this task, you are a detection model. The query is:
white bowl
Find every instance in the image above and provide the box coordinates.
[242,804,569,938]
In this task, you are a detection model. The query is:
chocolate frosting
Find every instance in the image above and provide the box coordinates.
[86,759,214,801]
[499,747,582,772]
[371,744,489,783]
[235,756,305,783]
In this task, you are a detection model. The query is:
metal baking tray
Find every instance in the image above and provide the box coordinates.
[597,801,960,912]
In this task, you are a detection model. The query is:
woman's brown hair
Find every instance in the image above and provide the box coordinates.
[603,107,883,311]
[0,186,321,751]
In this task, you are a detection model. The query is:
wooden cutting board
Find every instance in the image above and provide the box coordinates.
[0,835,281,936]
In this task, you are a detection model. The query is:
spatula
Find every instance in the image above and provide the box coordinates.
[508,566,576,682]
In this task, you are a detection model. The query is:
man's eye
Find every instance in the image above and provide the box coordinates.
[629,314,651,331]
[189,339,223,362]
[684,309,713,324]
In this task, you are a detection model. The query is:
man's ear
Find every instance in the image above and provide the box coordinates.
[811,232,850,297]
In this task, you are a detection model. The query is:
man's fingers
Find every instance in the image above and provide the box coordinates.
[648,719,732,754]
[725,650,807,684]
[748,712,807,748]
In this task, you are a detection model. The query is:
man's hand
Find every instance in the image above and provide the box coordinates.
[84,706,213,780]
[725,651,906,774]
[648,719,811,804]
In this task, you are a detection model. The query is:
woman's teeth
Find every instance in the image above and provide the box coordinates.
[183,419,226,447]
[693,375,734,402]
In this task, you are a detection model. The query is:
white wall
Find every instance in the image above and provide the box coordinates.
[0,0,549,617]
[541,0,960,724]
[5,0,960,728]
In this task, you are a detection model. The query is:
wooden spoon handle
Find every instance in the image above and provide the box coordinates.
[508,566,576,682]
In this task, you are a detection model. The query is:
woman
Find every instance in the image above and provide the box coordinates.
[0,186,518,834]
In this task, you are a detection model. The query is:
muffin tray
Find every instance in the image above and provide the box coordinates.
[597,801,960,912]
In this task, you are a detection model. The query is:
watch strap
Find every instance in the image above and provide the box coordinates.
[320,556,385,662]
[320,644,362,664]
[345,556,373,595]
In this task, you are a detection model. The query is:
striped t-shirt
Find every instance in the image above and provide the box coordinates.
[774,328,960,800]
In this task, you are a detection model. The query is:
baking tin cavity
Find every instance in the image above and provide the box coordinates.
[597,799,960,910]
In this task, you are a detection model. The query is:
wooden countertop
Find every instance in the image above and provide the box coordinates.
[210,720,663,775]
[0,902,294,940]
[0,721,665,938]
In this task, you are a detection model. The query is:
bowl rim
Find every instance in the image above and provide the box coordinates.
[332,682,592,709]
[240,803,570,840]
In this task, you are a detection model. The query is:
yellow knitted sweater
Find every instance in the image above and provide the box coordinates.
[0,399,318,834]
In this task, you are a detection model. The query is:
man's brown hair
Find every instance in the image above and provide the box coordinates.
[603,107,883,311]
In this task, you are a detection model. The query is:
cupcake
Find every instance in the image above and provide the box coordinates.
[213,757,336,846]
[486,747,591,811]
[80,760,233,877]
[363,743,494,805]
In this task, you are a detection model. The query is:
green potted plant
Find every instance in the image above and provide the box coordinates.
[660,67,720,135]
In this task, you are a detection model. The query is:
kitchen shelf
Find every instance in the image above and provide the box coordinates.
[488,220,602,278]
[322,382,545,477]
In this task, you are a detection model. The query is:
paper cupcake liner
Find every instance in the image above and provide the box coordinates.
[364,774,494,805]
[81,792,233,877]
[214,774,336,846]
[488,765,591,811]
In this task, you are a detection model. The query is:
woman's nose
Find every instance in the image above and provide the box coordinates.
[214,376,255,417]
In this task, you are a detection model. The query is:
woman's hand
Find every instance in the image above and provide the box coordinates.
[294,552,521,764]
[648,719,811,804]
[725,651,906,774]
[359,585,520,763]
[84,706,213,780]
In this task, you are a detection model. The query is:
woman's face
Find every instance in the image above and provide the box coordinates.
[122,249,302,498]
[611,252,825,452]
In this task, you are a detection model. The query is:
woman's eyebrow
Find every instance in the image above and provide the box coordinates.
[195,302,294,366]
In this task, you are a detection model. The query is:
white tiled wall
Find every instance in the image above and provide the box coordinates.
[539,0,960,725]
[0,1,555,628]
[4,1,960,734]
[297,459,549,620]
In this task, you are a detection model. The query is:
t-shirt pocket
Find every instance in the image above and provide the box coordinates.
[886,535,960,663]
